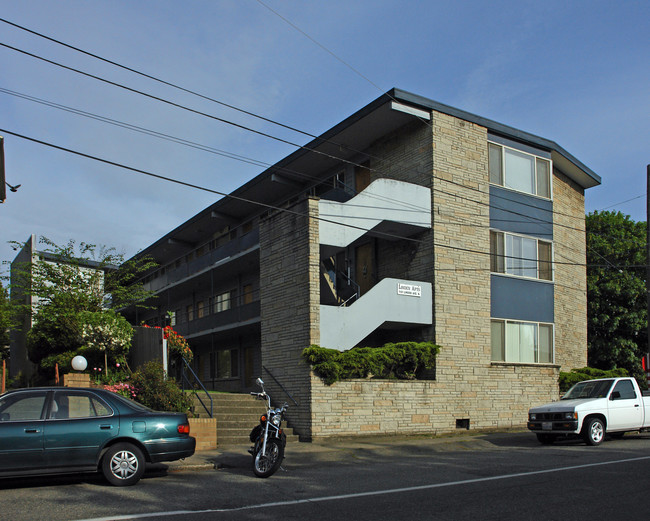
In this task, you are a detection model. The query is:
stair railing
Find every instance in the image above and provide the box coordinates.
[180,358,213,418]
[263,366,299,406]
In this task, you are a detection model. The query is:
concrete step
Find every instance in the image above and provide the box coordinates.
[186,391,298,446]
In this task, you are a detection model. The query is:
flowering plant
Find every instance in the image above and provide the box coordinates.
[163,326,193,363]
[104,382,137,399]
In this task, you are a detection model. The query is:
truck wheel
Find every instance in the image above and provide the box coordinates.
[583,418,605,446]
[536,433,556,445]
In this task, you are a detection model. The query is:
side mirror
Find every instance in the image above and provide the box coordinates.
[256,378,264,388]
[610,391,621,400]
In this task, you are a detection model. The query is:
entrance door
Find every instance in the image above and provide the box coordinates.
[355,164,371,193]
[244,347,255,388]
[355,242,374,296]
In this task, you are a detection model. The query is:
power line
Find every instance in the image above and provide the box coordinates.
[1,127,599,270]
[0,17,379,163]
[0,42,372,171]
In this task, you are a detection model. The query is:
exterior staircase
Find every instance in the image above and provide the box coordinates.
[190,392,300,446]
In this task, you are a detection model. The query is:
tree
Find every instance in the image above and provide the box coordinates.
[0,281,16,361]
[586,211,647,383]
[10,237,157,382]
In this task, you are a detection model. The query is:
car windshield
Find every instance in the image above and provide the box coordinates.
[562,379,614,400]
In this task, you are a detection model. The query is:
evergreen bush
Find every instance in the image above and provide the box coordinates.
[303,342,440,385]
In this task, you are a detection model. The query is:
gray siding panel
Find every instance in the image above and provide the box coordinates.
[489,185,553,240]
[491,275,554,323]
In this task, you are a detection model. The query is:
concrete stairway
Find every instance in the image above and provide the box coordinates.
[190,392,299,446]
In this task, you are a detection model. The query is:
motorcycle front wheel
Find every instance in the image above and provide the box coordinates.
[252,437,284,478]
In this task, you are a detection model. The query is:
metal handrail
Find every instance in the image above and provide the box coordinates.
[180,358,213,418]
[338,270,360,307]
[263,365,299,406]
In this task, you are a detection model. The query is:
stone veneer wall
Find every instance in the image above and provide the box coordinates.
[552,169,588,370]
[309,110,561,437]
[259,197,320,439]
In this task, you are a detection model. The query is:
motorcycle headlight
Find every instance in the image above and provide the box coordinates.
[271,415,281,426]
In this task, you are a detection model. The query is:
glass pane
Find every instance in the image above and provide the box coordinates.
[536,158,550,198]
[490,231,504,273]
[519,323,537,363]
[506,235,537,277]
[0,393,47,421]
[489,144,503,185]
[538,241,552,281]
[217,350,232,378]
[491,321,505,361]
[504,148,535,194]
[505,323,520,362]
[538,324,553,363]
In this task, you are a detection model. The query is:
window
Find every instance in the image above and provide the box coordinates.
[490,231,553,281]
[489,142,551,198]
[216,349,239,378]
[214,291,232,313]
[0,391,47,421]
[611,380,636,400]
[197,300,206,319]
[242,284,254,305]
[50,392,113,419]
[186,304,194,322]
[491,320,553,363]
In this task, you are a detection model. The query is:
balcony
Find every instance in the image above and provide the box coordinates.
[143,229,259,293]
[319,278,432,351]
[318,179,431,248]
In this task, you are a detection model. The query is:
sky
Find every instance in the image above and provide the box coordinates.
[1,0,648,275]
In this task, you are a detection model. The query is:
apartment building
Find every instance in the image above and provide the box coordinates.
[125,88,600,439]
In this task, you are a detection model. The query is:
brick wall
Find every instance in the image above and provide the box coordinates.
[189,418,217,450]
[552,169,588,370]
[308,110,564,438]
[259,197,320,439]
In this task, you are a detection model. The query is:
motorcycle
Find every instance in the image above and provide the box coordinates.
[248,378,288,478]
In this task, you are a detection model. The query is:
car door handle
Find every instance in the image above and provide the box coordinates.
[635,404,640,407]
[100,425,113,430]
[24,428,41,433]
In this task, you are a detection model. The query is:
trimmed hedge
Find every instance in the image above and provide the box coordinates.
[302,342,440,385]
[559,367,629,393]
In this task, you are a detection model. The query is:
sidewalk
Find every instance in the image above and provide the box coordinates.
[164,431,518,473]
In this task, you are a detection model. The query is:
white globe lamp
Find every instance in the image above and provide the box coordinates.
[71,355,88,372]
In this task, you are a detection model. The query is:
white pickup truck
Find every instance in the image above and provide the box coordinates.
[528,377,650,445]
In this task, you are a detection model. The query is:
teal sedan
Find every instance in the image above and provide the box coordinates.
[0,387,195,486]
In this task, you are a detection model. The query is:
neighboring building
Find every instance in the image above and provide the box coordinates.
[124,88,600,439]
[9,235,111,383]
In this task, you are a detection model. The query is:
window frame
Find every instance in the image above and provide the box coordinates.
[488,141,552,199]
[491,319,554,364]
[490,230,553,282]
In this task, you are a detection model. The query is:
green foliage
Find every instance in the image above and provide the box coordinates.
[303,342,440,385]
[586,211,647,383]
[559,367,630,393]
[10,237,155,383]
[129,361,192,412]
[0,281,18,360]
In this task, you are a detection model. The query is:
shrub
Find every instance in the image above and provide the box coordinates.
[559,367,629,393]
[303,342,440,385]
[128,361,192,412]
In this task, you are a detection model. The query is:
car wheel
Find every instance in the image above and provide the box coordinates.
[582,417,605,446]
[102,443,145,486]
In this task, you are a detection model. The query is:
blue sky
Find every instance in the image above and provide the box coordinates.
[1,0,648,272]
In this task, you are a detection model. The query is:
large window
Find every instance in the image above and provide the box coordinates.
[490,230,552,281]
[491,320,553,363]
[489,142,551,198]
